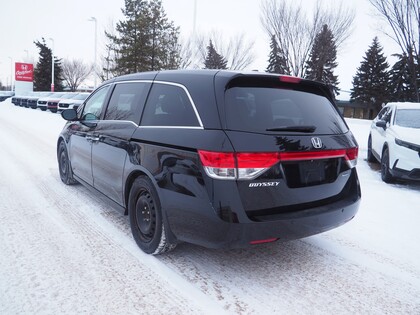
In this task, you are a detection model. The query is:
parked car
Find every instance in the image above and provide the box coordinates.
[47,93,76,113]
[368,102,420,183]
[58,92,90,112]
[11,92,30,106]
[37,92,66,111]
[28,92,53,109]
[58,70,361,255]
[0,91,14,102]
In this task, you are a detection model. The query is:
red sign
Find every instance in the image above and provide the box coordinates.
[15,63,34,82]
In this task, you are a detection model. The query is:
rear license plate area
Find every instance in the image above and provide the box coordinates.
[299,160,325,184]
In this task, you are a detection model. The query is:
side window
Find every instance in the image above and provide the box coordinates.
[377,106,389,120]
[141,83,200,127]
[104,82,149,123]
[82,85,110,120]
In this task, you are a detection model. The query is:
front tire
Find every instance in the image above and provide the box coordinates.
[381,147,394,183]
[128,176,176,255]
[58,141,77,185]
[367,135,377,163]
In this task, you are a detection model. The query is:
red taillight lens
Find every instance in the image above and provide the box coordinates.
[236,152,279,168]
[279,150,347,161]
[345,147,358,167]
[198,147,358,180]
[345,147,358,161]
[198,150,235,168]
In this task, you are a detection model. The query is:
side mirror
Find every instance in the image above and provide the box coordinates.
[61,109,78,121]
[375,120,387,129]
[81,113,98,128]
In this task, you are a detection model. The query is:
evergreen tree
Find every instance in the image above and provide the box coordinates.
[204,40,227,69]
[266,34,289,74]
[33,38,64,91]
[389,53,420,102]
[105,0,181,75]
[350,37,390,111]
[305,24,339,95]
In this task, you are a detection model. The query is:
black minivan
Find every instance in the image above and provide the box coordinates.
[58,70,361,254]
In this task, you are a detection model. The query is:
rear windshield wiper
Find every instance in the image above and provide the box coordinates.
[266,125,316,133]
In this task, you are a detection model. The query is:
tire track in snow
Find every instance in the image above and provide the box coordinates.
[0,104,229,314]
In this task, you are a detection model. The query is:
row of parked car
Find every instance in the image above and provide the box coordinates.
[11,91,90,113]
[0,91,14,102]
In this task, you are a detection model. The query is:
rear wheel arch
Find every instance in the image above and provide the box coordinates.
[124,170,150,215]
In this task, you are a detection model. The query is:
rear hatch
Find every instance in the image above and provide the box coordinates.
[202,74,359,220]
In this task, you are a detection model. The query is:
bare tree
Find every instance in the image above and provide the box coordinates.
[179,30,255,70]
[225,33,256,70]
[260,0,355,77]
[368,0,419,101]
[61,59,92,92]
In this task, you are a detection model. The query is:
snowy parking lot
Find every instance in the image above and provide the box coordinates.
[1,99,419,314]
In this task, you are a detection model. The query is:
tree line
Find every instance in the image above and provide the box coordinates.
[30,0,419,107]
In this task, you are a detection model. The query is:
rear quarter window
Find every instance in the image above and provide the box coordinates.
[141,83,201,127]
[224,86,348,135]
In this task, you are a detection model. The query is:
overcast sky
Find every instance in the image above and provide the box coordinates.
[0,0,400,98]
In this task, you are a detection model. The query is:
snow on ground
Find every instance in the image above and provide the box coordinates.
[0,99,419,314]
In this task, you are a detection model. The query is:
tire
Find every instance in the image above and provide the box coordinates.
[367,135,377,163]
[58,141,78,185]
[128,176,176,255]
[381,147,394,183]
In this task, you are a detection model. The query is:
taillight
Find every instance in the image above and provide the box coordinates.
[344,147,358,168]
[198,150,278,180]
[279,75,301,84]
[198,148,358,180]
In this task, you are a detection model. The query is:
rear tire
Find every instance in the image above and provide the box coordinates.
[58,141,78,185]
[367,135,376,163]
[381,148,394,183]
[128,176,176,255]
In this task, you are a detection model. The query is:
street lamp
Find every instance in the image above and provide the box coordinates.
[49,38,54,92]
[193,0,197,36]
[8,56,13,91]
[88,17,97,88]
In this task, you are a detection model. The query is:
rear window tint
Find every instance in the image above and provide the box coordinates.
[141,83,200,127]
[224,87,348,134]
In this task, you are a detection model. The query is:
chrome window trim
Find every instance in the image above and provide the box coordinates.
[138,126,203,130]
[111,79,204,129]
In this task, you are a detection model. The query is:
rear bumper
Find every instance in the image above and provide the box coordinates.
[165,187,361,249]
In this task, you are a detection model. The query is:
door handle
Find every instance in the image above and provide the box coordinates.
[86,135,100,142]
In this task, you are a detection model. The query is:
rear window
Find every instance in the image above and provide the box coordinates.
[224,86,348,135]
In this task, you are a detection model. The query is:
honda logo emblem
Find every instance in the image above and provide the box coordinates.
[311,137,323,149]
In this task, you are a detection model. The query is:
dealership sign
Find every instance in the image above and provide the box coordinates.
[15,63,34,82]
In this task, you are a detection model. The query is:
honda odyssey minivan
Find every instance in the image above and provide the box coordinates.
[58,70,361,255]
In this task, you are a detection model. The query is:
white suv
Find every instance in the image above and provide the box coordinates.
[368,102,420,183]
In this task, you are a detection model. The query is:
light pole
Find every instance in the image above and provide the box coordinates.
[49,38,55,92]
[88,17,97,88]
[8,56,13,91]
[24,50,29,62]
[193,0,197,36]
